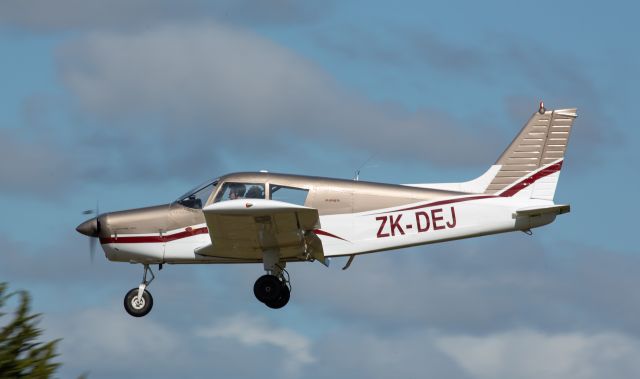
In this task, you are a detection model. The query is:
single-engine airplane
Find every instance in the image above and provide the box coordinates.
[76,103,576,317]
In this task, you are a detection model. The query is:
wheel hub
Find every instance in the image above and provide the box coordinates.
[131,296,145,309]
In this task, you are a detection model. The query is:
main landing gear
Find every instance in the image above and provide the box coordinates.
[253,251,291,309]
[253,271,291,309]
[124,264,155,317]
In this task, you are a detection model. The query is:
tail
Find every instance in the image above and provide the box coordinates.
[410,104,577,200]
[486,104,577,200]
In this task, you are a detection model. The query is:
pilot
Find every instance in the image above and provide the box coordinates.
[245,185,264,199]
[228,184,246,200]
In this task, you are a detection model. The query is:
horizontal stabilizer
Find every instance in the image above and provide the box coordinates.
[514,204,570,218]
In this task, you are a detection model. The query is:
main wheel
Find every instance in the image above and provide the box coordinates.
[253,275,282,303]
[265,285,290,309]
[124,288,154,317]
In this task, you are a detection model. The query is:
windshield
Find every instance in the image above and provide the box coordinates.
[175,179,219,209]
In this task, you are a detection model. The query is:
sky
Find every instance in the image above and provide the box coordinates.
[0,1,639,378]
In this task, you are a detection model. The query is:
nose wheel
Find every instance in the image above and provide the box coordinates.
[124,287,153,317]
[124,264,156,317]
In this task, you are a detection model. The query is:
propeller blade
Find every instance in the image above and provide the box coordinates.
[90,236,97,262]
[81,201,101,263]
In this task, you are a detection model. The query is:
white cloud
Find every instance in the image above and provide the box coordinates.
[197,313,314,376]
[436,329,640,379]
[43,306,192,378]
[0,0,330,31]
[308,328,471,379]
[56,22,500,167]
[42,303,311,379]
[59,23,332,131]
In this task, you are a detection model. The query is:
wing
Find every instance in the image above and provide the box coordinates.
[195,199,325,263]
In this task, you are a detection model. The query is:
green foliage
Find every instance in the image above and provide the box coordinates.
[0,282,61,378]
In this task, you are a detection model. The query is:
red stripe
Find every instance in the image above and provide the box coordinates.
[102,224,350,245]
[100,226,209,244]
[499,160,563,197]
[313,229,349,242]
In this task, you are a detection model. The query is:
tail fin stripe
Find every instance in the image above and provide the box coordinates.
[498,159,563,198]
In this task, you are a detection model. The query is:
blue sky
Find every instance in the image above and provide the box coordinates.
[1,1,639,378]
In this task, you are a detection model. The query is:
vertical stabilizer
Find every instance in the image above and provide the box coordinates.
[486,106,577,200]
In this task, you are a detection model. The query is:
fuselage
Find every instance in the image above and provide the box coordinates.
[88,171,556,265]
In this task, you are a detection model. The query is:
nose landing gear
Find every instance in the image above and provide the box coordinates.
[124,264,155,317]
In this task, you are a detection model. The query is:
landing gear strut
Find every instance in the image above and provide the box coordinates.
[124,264,155,317]
[254,251,291,309]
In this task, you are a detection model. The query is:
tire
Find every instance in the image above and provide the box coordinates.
[265,285,290,309]
[124,288,154,317]
[253,275,282,303]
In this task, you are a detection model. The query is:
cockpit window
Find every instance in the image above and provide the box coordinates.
[175,179,218,209]
[270,184,309,206]
[214,182,265,202]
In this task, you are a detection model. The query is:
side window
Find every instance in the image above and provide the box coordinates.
[215,182,265,202]
[270,185,309,206]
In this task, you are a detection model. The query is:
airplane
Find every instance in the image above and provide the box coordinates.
[76,103,576,317]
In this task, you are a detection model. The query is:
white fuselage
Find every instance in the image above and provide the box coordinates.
[101,194,555,264]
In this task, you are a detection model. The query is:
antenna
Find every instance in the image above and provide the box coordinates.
[353,153,376,181]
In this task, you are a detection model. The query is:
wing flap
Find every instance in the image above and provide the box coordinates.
[198,199,323,261]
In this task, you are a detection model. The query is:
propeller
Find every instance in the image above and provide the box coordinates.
[78,201,100,262]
